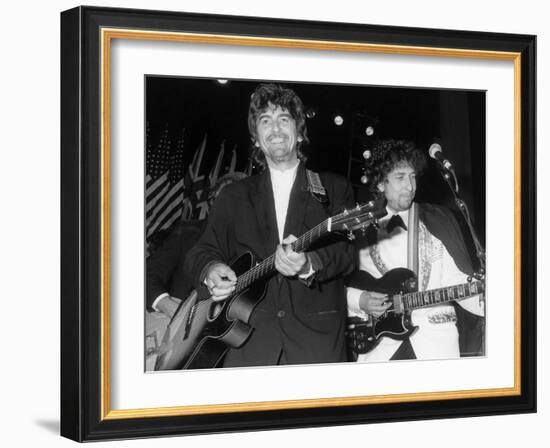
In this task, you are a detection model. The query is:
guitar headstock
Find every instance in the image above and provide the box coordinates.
[331,199,387,239]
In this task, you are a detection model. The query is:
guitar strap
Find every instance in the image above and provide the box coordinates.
[368,244,389,276]
[306,169,329,204]
[368,203,420,279]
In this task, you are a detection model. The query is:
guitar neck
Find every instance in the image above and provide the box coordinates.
[399,281,483,312]
[234,219,330,294]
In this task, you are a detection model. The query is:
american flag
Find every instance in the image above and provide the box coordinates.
[145,124,186,253]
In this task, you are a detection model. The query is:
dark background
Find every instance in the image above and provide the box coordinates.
[146,76,485,246]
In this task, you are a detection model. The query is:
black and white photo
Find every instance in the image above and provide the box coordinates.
[144,77,486,371]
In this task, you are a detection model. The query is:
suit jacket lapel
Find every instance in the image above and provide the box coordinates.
[250,170,279,259]
[283,164,310,240]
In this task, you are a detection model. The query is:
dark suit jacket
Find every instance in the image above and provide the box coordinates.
[185,164,356,367]
[146,220,204,311]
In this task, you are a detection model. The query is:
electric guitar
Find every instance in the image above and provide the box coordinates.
[346,268,485,355]
[154,200,386,370]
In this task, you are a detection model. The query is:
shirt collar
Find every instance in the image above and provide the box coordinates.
[268,161,300,181]
[384,205,409,223]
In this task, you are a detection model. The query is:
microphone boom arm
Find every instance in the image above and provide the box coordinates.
[436,157,486,274]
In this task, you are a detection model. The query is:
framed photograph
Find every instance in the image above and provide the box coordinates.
[60,5,536,441]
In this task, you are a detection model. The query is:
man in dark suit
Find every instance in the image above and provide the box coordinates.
[185,83,356,367]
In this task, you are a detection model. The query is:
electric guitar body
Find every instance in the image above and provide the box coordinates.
[346,268,484,355]
[346,268,418,355]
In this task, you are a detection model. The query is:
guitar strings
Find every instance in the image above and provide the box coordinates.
[232,205,375,293]
[234,220,328,292]
[401,281,483,310]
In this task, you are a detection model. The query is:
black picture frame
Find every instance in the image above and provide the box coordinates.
[60,5,536,442]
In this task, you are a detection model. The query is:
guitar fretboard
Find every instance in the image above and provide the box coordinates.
[400,281,484,311]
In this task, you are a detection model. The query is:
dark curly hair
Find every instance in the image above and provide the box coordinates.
[364,139,426,199]
[247,83,309,170]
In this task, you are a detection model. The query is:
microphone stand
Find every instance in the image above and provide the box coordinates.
[436,164,486,279]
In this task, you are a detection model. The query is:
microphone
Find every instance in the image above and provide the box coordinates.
[428,143,453,170]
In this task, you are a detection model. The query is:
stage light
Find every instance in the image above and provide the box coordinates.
[365,126,374,136]
[334,115,344,126]
[361,175,368,184]
[306,108,317,119]
[217,79,229,84]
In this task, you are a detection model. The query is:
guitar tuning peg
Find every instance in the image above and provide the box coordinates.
[356,203,361,210]
[347,230,355,241]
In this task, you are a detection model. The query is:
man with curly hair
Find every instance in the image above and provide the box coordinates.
[185,83,355,367]
[347,139,484,361]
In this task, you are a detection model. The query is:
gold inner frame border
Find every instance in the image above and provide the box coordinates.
[99,27,522,420]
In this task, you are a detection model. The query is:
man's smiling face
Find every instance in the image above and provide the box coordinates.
[255,103,299,166]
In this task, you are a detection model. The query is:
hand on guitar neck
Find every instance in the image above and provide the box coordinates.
[204,234,309,302]
[275,234,309,277]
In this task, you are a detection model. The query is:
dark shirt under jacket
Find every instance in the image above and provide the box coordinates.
[185,164,356,367]
[146,220,204,312]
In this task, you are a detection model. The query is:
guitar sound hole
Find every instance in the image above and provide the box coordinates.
[207,302,224,322]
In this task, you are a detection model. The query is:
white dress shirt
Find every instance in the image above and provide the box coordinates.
[269,162,314,279]
[269,161,300,243]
